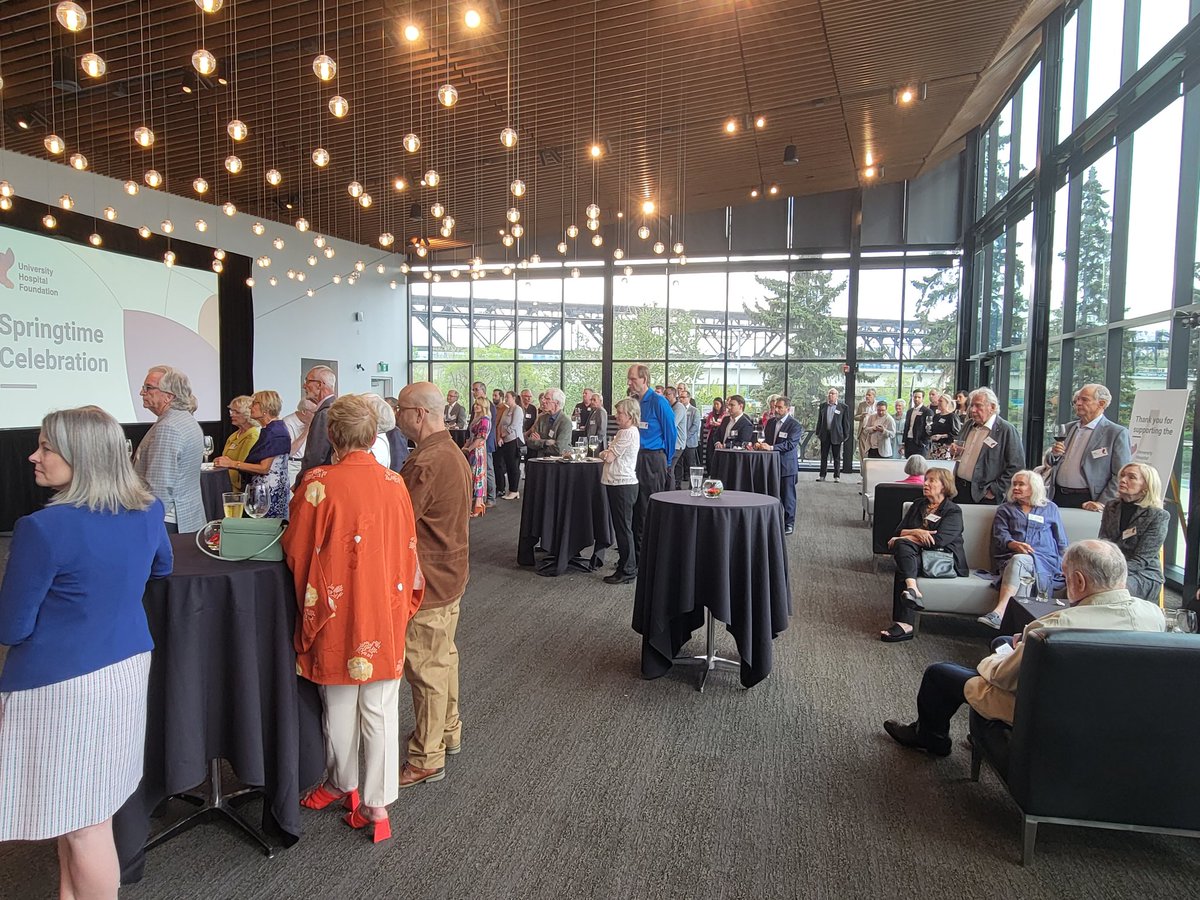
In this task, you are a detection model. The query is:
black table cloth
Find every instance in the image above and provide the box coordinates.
[517,458,613,576]
[200,467,233,523]
[998,596,1063,636]
[114,534,324,884]
[710,448,781,497]
[632,491,791,687]
[449,428,470,448]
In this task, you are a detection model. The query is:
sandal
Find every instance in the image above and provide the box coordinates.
[880,623,914,643]
[901,588,925,610]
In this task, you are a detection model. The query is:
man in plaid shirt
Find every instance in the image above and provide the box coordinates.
[134,365,206,533]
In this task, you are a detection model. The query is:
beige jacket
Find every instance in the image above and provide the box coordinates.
[964,588,1165,724]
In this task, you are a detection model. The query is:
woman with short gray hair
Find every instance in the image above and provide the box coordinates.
[0,406,172,898]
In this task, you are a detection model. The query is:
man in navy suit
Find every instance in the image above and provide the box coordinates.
[815,388,852,482]
[759,395,800,534]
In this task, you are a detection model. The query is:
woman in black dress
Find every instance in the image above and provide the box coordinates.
[926,393,962,460]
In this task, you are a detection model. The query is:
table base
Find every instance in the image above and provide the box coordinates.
[145,759,275,859]
[671,609,741,692]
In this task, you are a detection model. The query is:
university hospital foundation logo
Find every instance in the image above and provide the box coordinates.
[0,247,14,289]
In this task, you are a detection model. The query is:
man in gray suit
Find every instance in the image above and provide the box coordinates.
[815,388,852,482]
[1042,384,1130,510]
[295,365,337,485]
[443,389,468,429]
[526,388,573,457]
[584,391,608,451]
[134,365,206,533]
[951,387,1024,504]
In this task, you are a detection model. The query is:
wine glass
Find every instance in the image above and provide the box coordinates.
[244,481,271,518]
[587,435,599,457]
[203,435,215,463]
[125,438,134,458]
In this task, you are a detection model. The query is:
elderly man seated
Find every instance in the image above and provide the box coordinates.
[882,539,1164,756]
[526,388,573,458]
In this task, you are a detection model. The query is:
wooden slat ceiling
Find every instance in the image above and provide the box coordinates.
[0,0,1034,258]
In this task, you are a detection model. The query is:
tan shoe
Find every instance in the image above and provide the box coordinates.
[445,737,462,756]
[399,762,446,788]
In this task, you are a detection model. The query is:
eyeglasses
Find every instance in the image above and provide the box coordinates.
[140,383,164,393]
[304,378,322,386]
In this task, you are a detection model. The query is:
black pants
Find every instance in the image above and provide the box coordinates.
[1053,487,1090,509]
[903,441,929,459]
[493,450,507,496]
[867,449,884,458]
[673,446,698,488]
[891,539,923,624]
[499,441,522,495]
[605,483,639,576]
[633,449,671,556]
[819,436,843,478]
[916,662,976,738]
[955,476,999,505]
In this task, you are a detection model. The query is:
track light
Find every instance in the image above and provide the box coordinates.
[892,84,927,106]
[782,144,798,166]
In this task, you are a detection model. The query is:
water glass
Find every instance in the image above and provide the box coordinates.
[689,466,705,496]
[1166,609,1198,633]
[203,435,215,462]
[244,481,271,518]
[222,491,245,519]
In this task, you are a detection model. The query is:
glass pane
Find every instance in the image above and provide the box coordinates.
[610,363,666,408]
[669,366,721,401]
[730,271,787,359]
[985,233,1006,351]
[861,361,900,412]
[1086,0,1125,118]
[1176,327,1198,568]
[471,361,515,395]
[1010,213,1035,346]
[973,247,986,356]
[669,271,726,359]
[1138,0,1189,68]
[472,277,516,358]
[903,266,959,361]
[431,361,471,395]
[789,269,849,358]
[409,361,431,384]
[857,268,904,363]
[517,277,562,359]
[1118,321,1171,424]
[410,284,430,360]
[563,361,603,405]
[978,125,992,219]
[994,98,1014,204]
[1059,10,1078,142]
[899,363,954,401]
[1043,340,1063,434]
[1076,152,1115,329]
[518,362,562,398]
[613,271,667,360]
[787,363,847,429]
[1124,96,1183,319]
[1071,334,1107,395]
[1050,182,1069,338]
[1006,350,1027,441]
[563,276,603,359]
[1016,63,1041,179]
[429,282,471,359]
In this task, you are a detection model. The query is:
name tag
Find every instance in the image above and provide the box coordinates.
[1122,527,1137,540]
[638,421,648,430]
[925,514,941,523]
[1028,513,1044,524]
[778,431,788,439]
[983,437,998,448]
[1091,447,1108,458]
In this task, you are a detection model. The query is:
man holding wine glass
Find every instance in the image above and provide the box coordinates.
[1041,384,1130,510]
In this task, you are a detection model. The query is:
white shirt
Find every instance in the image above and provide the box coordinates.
[369,434,391,469]
[602,426,639,486]
[958,413,997,480]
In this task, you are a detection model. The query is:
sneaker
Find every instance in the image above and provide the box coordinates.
[977,611,1003,630]
[445,738,462,757]
[816,475,826,482]
[784,524,794,535]
[399,762,446,788]
[503,492,520,500]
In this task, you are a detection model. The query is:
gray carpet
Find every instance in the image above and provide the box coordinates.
[1,483,1198,899]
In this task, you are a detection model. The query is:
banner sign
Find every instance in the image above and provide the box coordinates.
[1127,390,1191,489]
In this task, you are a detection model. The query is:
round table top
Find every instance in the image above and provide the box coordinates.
[650,489,779,510]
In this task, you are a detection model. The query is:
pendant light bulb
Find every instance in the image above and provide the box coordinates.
[266,168,282,185]
[58,194,74,209]
[89,233,102,247]
[144,169,162,188]
[134,126,155,148]
[673,242,685,254]
[313,54,337,82]
[358,193,373,208]
[510,178,526,198]
[379,232,395,247]
[227,119,248,141]
[506,207,521,223]
[295,217,310,232]
[653,241,665,254]
[164,251,176,267]
[124,180,140,195]
[222,201,237,216]
[404,24,421,42]
[557,241,568,254]
[438,84,459,107]
[424,169,440,187]
[637,225,650,240]
[566,224,579,239]
[586,203,600,220]
[329,95,349,118]
[613,248,625,260]
[431,201,445,218]
[403,133,421,153]
[195,0,224,12]
[103,206,117,221]
[192,177,209,195]
[160,219,174,233]
[591,234,603,247]
[44,134,65,155]
[347,181,364,198]
[69,152,88,171]
[81,53,106,78]
[251,221,265,235]
[224,155,242,174]
[0,182,15,198]
[311,148,330,167]
[500,127,518,149]
[55,2,87,32]
[43,213,58,229]
[511,224,524,238]
[191,49,217,76]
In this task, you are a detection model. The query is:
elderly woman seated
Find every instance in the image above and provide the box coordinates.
[897,455,928,484]
[976,470,1069,629]
[880,467,968,642]
[1099,462,1170,601]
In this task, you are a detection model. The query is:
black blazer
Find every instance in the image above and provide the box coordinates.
[895,497,969,576]
[815,402,852,443]
[902,406,932,448]
[1099,500,1169,588]
[927,412,961,445]
[718,413,755,446]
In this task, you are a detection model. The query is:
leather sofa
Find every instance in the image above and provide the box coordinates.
[969,629,1200,864]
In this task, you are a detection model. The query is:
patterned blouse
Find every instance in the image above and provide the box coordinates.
[283,450,423,686]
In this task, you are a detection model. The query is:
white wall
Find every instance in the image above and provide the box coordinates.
[0,149,408,410]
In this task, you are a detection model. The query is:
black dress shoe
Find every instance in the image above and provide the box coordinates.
[816,475,826,482]
[603,572,636,584]
[883,720,951,757]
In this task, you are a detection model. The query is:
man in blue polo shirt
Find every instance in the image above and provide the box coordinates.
[627,364,676,561]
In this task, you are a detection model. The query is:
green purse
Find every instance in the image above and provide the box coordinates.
[219,517,286,561]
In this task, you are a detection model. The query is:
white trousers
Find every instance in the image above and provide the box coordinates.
[319,680,400,809]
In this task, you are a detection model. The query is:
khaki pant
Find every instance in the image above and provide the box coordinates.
[319,680,400,808]
[404,598,462,770]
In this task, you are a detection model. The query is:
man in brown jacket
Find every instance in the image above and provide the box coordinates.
[395,381,474,786]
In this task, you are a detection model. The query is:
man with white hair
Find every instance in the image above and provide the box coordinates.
[282,397,318,485]
[134,365,206,533]
[883,539,1165,757]
[951,387,1023,504]
[1042,383,1130,510]
[526,388,573,458]
[295,365,337,485]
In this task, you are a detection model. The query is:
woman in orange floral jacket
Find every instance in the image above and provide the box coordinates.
[283,394,423,844]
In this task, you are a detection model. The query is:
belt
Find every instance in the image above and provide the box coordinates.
[1056,485,1090,493]
[637,447,666,455]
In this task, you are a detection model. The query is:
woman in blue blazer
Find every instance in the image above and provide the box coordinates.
[0,406,172,899]
[977,470,1069,629]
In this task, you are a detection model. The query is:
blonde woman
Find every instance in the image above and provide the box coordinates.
[216,395,260,492]
[218,390,291,518]
[1099,462,1169,601]
[598,397,641,584]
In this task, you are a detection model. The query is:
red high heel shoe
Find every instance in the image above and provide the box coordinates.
[300,784,360,812]
[343,806,391,843]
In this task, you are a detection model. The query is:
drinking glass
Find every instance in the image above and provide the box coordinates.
[689,466,705,496]
[203,435,215,462]
[125,438,134,457]
[1054,424,1069,440]
[1166,609,1198,633]
[587,435,599,457]
[243,481,270,518]
[222,491,245,519]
